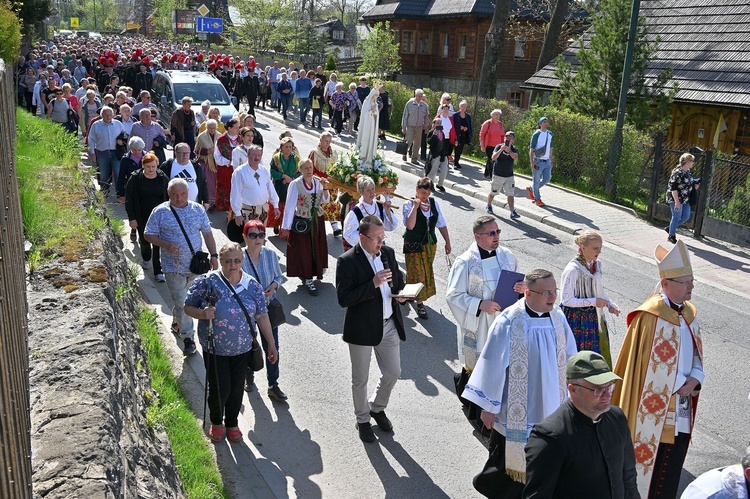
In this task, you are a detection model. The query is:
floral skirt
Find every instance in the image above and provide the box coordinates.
[404,242,437,302]
[197,157,217,204]
[561,305,612,367]
[321,188,340,222]
[286,215,328,280]
[216,165,233,211]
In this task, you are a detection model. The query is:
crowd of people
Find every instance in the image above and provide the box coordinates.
[15,33,728,499]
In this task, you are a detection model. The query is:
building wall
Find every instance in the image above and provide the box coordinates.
[668,104,748,155]
[395,73,527,104]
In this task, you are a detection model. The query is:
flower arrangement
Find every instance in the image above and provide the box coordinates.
[328,145,399,189]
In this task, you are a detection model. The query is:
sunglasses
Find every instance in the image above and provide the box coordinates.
[244,232,266,239]
[477,230,501,237]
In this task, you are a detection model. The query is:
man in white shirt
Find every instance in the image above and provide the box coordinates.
[159,143,209,210]
[230,145,280,226]
[88,106,125,196]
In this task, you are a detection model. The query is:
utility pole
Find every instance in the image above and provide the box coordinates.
[605,0,640,197]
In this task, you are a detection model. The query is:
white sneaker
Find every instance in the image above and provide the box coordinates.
[142,259,152,270]
[155,274,166,283]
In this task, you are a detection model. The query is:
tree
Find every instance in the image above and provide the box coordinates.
[232,0,295,53]
[477,0,510,98]
[529,0,567,103]
[13,0,51,43]
[552,0,676,132]
[357,21,400,79]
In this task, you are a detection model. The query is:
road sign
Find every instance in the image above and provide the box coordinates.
[197,4,209,16]
[196,16,223,33]
[70,17,79,28]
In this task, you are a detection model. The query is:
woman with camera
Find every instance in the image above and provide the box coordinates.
[281,159,330,296]
[241,221,287,400]
[184,242,278,443]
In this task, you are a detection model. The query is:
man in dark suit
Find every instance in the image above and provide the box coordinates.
[336,215,407,443]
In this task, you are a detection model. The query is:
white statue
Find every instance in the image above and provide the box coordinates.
[356,88,380,168]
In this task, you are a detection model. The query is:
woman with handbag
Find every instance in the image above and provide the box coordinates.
[241,221,287,400]
[281,159,330,296]
[402,177,452,320]
[184,242,278,443]
[666,153,700,244]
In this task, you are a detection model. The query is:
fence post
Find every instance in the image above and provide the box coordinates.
[0,61,33,499]
[693,149,713,238]
[648,131,664,220]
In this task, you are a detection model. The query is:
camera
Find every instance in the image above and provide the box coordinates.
[505,139,510,147]
[436,125,443,130]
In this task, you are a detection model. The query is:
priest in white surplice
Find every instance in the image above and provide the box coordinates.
[462,269,578,499]
[446,216,522,372]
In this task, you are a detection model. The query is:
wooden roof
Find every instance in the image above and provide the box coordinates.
[362,0,587,22]
[523,0,750,108]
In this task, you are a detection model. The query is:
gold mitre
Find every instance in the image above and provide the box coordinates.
[654,240,693,279]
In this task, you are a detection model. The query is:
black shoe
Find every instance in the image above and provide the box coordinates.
[667,234,677,244]
[183,338,197,355]
[268,385,288,401]
[436,185,446,192]
[357,422,376,443]
[665,226,670,234]
[244,375,256,392]
[369,410,393,432]
[454,164,462,170]
[333,229,342,237]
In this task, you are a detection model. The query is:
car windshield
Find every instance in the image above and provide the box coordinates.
[173,82,230,106]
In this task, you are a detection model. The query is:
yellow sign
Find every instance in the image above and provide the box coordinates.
[126,22,140,30]
[197,4,209,16]
[70,17,79,28]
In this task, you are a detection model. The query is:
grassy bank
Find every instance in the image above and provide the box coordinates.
[136,309,229,499]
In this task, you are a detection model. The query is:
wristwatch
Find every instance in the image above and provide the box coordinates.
[210,254,218,258]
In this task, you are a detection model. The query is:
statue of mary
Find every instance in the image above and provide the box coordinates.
[356,88,380,168]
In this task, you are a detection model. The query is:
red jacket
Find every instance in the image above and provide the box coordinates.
[479,119,505,148]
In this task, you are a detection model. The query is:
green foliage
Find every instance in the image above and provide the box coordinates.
[716,172,750,226]
[232,0,295,53]
[14,0,50,38]
[325,54,336,71]
[290,22,329,57]
[135,308,229,498]
[0,1,21,64]
[552,0,676,132]
[357,21,401,79]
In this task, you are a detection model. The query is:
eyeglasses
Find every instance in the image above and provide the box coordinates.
[528,288,558,298]
[477,230,501,237]
[220,258,243,265]
[244,232,266,240]
[176,151,190,156]
[572,382,616,397]
[361,233,386,243]
[666,278,694,286]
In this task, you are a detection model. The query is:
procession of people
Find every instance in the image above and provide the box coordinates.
[17,32,731,499]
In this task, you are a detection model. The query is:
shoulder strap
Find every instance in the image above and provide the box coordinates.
[377,202,385,220]
[218,273,257,338]
[352,205,364,221]
[169,205,196,256]
[245,252,262,282]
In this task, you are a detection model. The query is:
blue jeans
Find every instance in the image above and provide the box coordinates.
[532,158,552,199]
[270,82,278,106]
[669,202,691,235]
[96,149,121,194]
[279,93,292,118]
[298,97,309,122]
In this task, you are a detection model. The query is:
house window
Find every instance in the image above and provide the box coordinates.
[332,30,345,40]
[442,34,449,57]
[515,37,530,60]
[509,91,524,107]
[458,33,467,59]
[401,30,415,54]
[418,32,431,54]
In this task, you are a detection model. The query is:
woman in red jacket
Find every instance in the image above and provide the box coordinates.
[479,109,506,179]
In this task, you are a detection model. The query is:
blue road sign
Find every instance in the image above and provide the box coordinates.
[196,17,223,33]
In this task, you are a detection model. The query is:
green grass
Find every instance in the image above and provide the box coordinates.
[16,109,90,258]
[135,308,229,499]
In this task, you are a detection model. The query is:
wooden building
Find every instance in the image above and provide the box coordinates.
[361,0,587,106]
[522,0,750,155]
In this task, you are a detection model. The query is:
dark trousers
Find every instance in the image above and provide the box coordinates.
[327,97,333,120]
[24,91,35,114]
[473,430,525,499]
[136,225,162,275]
[311,107,323,128]
[246,327,280,387]
[648,432,691,499]
[204,350,251,427]
[454,142,467,167]
[484,146,496,178]
[333,109,344,134]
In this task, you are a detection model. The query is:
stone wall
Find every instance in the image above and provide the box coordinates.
[27,186,184,498]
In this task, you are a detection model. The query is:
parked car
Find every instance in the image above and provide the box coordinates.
[152,70,237,126]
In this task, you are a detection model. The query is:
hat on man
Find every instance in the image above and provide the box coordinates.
[506,131,515,137]
[566,351,621,385]
[538,116,548,125]
[655,240,693,279]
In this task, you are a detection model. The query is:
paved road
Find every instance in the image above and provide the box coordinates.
[109,108,749,498]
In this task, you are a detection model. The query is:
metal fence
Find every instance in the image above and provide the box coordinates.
[0,60,33,498]
[707,156,750,227]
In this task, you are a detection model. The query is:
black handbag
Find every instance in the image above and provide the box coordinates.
[170,205,211,275]
[403,241,424,254]
[395,140,408,155]
[219,273,264,371]
[689,177,701,207]
[246,255,287,328]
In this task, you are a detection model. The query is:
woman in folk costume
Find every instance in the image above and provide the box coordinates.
[612,240,703,499]
[281,159,330,296]
[194,118,219,209]
[213,118,241,211]
[308,132,341,236]
[231,127,256,169]
[267,136,301,234]
[560,230,620,366]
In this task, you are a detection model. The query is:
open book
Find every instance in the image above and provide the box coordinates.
[392,283,424,299]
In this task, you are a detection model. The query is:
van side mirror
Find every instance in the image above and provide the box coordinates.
[160,96,168,105]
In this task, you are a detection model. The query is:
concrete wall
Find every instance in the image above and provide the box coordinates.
[395,74,524,101]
